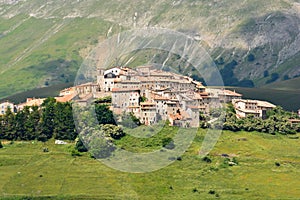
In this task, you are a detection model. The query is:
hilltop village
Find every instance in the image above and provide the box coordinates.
[1,66,294,128]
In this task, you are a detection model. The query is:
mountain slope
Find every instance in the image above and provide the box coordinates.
[0,0,300,98]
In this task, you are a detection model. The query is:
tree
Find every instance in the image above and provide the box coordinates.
[87,127,116,159]
[162,137,175,149]
[0,140,3,148]
[120,112,141,128]
[15,109,27,140]
[39,98,56,140]
[53,102,77,140]
[75,138,88,152]
[89,137,115,159]
[247,53,255,62]
[0,115,4,139]
[264,70,269,77]
[25,106,41,140]
[139,96,147,103]
[95,104,116,125]
[101,124,125,140]
[2,108,16,140]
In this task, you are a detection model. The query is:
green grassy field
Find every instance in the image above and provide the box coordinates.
[1,129,299,199]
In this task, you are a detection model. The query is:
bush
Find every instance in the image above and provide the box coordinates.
[120,112,141,128]
[89,138,115,159]
[37,134,48,142]
[266,73,279,84]
[75,138,88,152]
[102,124,125,140]
[208,190,216,195]
[247,53,255,62]
[202,156,212,163]
[162,137,175,149]
[232,157,239,165]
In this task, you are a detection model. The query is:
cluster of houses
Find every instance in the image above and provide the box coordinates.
[1,66,300,127]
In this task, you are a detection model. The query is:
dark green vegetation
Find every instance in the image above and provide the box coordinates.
[0,0,300,98]
[0,98,77,141]
[222,105,300,135]
[0,130,299,199]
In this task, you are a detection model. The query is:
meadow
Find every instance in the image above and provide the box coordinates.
[0,129,299,199]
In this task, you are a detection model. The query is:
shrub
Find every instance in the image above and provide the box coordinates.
[247,53,255,62]
[232,157,239,165]
[37,134,48,142]
[75,138,88,152]
[208,190,216,195]
[192,188,198,193]
[89,138,115,159]
[162,137,175,149]
[120,113,141,128]
[202,156,212,163]
[102,124,125,140]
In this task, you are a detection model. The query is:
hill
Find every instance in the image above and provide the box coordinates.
[263,76,300,91]
[0,83,73,104]
[0,0,300,98]
[0,130,299,199]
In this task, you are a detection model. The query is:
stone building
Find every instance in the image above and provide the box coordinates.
[0,101,15,115]
[232,99,276,119]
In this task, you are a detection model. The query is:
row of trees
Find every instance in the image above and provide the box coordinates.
[0,98,77,141]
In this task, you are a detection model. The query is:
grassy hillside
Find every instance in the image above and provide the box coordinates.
[0,130,299,199]
[0,0,300,98]
[263,76,300,91]
[0,16,117,98]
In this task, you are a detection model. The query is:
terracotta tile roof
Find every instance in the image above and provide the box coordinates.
[223,89,242,97]
[55,93,77,103]
[169,113,183,120]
